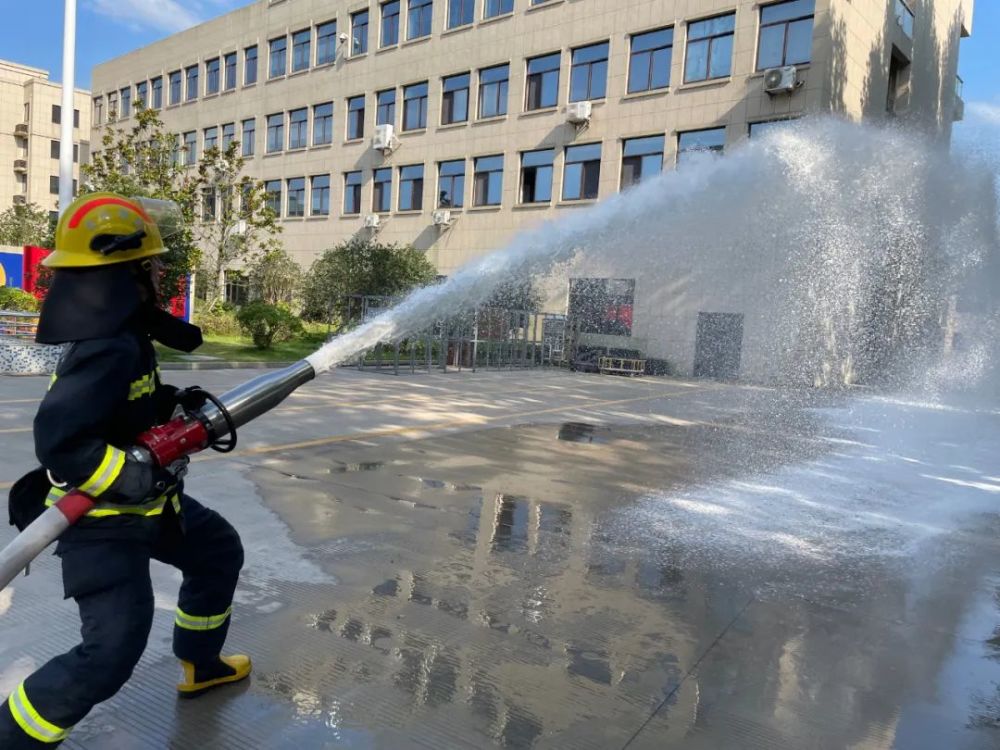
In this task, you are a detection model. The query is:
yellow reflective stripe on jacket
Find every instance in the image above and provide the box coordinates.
[175,606,233,632]
[128,371,157,400]
[7,681,72,743]
[77,445,127,497]
[47,373,57,391]
[45,487,177,519]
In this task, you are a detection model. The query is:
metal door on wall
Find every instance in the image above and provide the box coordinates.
[694,312,744,379]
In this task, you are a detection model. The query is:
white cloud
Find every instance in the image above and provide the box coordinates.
[968,102,1000,125]
[86,0,247,34]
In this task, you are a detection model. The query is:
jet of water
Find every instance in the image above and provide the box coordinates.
[307,118,999,388]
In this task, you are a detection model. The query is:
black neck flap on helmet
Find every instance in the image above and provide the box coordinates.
[36,264,203,353]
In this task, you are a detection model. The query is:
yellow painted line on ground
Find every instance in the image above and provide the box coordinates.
[0,398,43,405]
[197,386,709,461]
[0,427,32,434]
[0,481,12,490]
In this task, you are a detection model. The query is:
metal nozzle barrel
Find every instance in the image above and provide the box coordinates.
[199,360,316,440]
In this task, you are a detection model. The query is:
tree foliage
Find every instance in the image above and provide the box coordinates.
[236,302,304,349]
[82,107,281,308]
[247,247,302,306]
[0,203,53,248]
[301,238,438,321]
[195,143,282,309]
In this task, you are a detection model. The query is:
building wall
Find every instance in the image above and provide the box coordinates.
[0,60,91,217]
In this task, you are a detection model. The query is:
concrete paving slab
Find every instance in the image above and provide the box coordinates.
[1,369,999,748]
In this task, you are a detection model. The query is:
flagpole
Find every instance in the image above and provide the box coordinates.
[59,0,77,216]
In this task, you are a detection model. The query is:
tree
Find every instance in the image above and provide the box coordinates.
[0,203,53,248]
[247,247,302,306]
[83,107,201,296]
[194,142,281,309]
[301,238,438,322]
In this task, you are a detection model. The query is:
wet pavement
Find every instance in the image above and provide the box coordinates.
[1,369,1000,749]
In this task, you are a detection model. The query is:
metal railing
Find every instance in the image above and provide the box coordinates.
[0,311,40,340]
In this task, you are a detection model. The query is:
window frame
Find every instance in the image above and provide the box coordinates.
[628,27,674,93]
[377,89,397,127]
[438,159,466,208]
[569,41,610,102]
[683,13,736,83]
[442,72,471,124]
[448,0,475,28]
[620,135,665,188]
[287,177,306,218]
[347,95,366,140]
[264,179,282,217]
[242,118,256,156]
[224,52,238,90]
[407,0,433,40]
[373,167,393,213]
[288,108,309,149]
[185,64,199,101]
[520,148,555,204]
[756,0,815,70]
[344,171,363,214]
[478,64,509,119]
[266,112,285,153]
[317,20,338,65]
[313,102,334,145]
[169,70,182,105]
[677,127,727,162]
[484,0,514,19]
[381,1,401,47]
[151,77,163,108]
[398,164,425,211]
[562,142,602,201]
[473,154,504,207]
[311,174,331,216]
[526,52,561,111]
[244,45,259,85]
[205,57,221,95]
[403,81,429,131]
[269,36,288,78]
[292,28,312,72]
[352,10,370,55]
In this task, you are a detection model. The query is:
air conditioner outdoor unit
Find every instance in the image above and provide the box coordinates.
[13,195,26,205]
[13,159,27,172]
[372,124,397,152]
[566,101,592,125]
[763,66,798,95]
[14,123,28,137]
[432,209,452,227]
[363,213,381,229]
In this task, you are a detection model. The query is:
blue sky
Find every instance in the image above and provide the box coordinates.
[2,1,997,104]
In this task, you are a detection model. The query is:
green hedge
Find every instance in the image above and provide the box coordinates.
[0,287,39,312]
[236,302,304,350]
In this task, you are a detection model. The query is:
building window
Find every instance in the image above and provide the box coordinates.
[563,143,601,200]
[344,171,363,213]
[478,64,509,118]
[684,13,735,82]
[270,37,288,78]
[186,65,199,100]
[749,118,796,137]
[347,95,366,140]
[398,164,425,211]
[570,42,609,101]
[568,278,635,336]
[93,96,103,125]
[286,177,306,217]
[310,174,331,216]
[51,104,61,124]
[438,160,465,207]
[352,10,369,55]
[202,188,216,221]
[521,149,554,203]
[288,108,308,149]
[526,53,560,110]
[484,0,513,19]
[677,127,726,162]
[224,271,250,306]
[265,180,282,216]
[169,70,182,104]
[107,92,118,119]
[473,155,503,206]
[222,53,237,90]
[317,20,338,64]
[403,82,428,130]
[621,135,664,188]
[49,175,59,194]
[381,1,400,46]
[135,81,148,109]
[373,167,393,212]
[314,102,334,145]
[151,77,163,108]
[242,118,256,155]
[222,122,236,149]
[183,131,197,165]
[408,0,433,40]
[244,45,258,84]
[206,57,220,94]
[266,113,284,153]
[377,89,396,126]
[442,73,470,124]
[448,0,474,28]
[120,87,132,117]
[73,109,80,128]
[757,0,814,70]
[50,140,59,159]
[629,28,673,93]
[292,29,311,72]
[204,126,218,151]
[895,0,914,39]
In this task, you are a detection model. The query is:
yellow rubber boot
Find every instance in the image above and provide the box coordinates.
[177,654,252,698]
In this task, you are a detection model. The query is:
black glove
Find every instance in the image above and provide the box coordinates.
[107,455,187,504]
[175,387,209,413]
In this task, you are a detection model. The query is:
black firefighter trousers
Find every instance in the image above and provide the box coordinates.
[0,495,244,748]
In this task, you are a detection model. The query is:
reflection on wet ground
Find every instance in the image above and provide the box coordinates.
[227,392,1000,749]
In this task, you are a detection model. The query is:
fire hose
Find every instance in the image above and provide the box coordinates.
[0,360,316,592]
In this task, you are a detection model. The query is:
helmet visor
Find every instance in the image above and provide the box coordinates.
[134,197,183,248]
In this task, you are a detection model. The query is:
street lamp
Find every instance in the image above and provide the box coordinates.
[59,0,77,216]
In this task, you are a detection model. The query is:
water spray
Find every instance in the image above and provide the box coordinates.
[0,361,316,592]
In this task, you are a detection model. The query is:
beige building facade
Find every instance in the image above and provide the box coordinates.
[1,60,91,219]
[90,0,975,380]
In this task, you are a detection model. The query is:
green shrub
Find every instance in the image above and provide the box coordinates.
[193,307,242,337]
[236,302,304,350]
[0,287,39,312]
